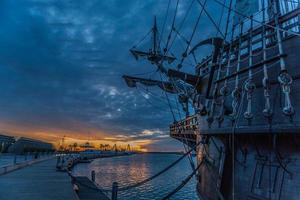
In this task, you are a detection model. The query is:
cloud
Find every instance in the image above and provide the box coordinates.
[0,0,220,151]
[140,129,165,136]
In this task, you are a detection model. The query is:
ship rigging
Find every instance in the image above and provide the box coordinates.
[123,0,300,199]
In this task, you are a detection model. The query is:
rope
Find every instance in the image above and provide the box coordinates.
[159,0,171,46]
[159,72,177,122]
[131,29,152,49]
[164,0,180,51]
[216,0,226,37]
[177,0,208,69]
[161,160,204,200]
[70,141,203,193]
[213,0,300,37]
[195,0,226,39]
[168,0,196,51]
[117,140,202,191]
[137,87,180,114]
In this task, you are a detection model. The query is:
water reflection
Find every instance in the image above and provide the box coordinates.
[72,153,198,200]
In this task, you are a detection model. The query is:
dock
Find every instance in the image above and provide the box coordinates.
[73,176,110,200]
[0,158,77,200]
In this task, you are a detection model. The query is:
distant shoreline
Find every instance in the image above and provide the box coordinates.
[137,151,183,155]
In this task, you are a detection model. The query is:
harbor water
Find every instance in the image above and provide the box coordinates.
[72,153,198,200]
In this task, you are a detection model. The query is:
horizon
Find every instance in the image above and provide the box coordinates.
[0,0,221,151]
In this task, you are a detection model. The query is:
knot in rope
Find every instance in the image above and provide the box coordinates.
[244,79,256,94]
[278,72,294,116]
[219,85,230,96]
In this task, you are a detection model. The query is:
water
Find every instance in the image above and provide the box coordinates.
[72,153,199,200]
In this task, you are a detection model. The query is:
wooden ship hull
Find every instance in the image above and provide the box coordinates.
[170,6,300,200]
[124,1,300,199]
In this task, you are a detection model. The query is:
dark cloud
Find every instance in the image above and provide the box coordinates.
[0,0,224,150]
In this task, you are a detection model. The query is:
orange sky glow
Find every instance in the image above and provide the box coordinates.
[0,120,152,152]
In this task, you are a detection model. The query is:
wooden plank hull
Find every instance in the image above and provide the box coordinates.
[195,134,300,200]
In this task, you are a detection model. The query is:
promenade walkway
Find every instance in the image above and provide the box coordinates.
[0,158,77,200]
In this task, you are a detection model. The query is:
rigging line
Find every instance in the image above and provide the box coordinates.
[168,0,196,51]
[216,0,226,37]
[172,29,197,65]
[171,29,196,65]
[189,0,232,96]
[191,0,233,96]
[182,140,196,171]
[131,29,152,49]
[138,83,178,105]
[195,0,226,39]
[164,75,196,170]
[159,0,171,46]
[138,86,180,111]
[178,0,208,69]
[158,0,195,70]
[162,74,184,118]
[159,72,177,121]
[161,160,204,200]
[213,0,300,37]
[172,94,184,119]
[191,0,233,97]
[230,81,247,198]
[137,88,176,112]
[223,0,234,39]
[118,141,203,192]
[165,0,180,51]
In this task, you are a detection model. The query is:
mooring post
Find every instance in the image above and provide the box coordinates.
[111,182,118,200]
[13,154,17,165]
[91,170,95,182]
[56,156,61,168]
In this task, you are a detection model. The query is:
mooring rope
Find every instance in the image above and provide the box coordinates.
[161,160,204,200]
[69,140,203,193]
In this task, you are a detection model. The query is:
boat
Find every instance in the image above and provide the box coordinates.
[123,0,300,199]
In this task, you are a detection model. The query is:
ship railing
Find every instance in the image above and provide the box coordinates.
[170,115,198,135]
[196,7,300,75]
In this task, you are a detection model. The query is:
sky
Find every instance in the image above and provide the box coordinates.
[0,0,227,151]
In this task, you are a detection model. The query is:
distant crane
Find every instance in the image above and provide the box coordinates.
[126,144,131,152]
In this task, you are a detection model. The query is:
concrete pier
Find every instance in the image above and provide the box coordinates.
[0,158,77,200]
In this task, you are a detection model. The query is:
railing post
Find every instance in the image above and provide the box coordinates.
[111,182,118,200]
[91,170,95,182]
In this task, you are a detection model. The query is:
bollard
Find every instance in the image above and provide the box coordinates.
[56,156,61,168]
[13,154,17,165]
[91,170,96,182]
[111,182,118,200]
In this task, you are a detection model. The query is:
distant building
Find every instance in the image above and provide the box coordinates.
[0,134,15,153]
[8,137,54,154]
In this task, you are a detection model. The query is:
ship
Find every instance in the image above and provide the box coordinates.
[123,0,300,199]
